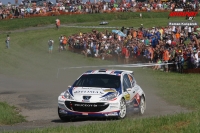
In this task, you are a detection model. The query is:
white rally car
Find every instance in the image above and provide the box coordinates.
[58,69,146,121]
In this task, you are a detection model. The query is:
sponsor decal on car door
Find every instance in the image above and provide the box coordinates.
[122,74,135,102]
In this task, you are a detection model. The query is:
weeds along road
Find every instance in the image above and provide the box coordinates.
[0,25,189,132]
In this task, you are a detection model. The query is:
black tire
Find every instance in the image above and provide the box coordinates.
[138,96,145,115]
[117,99,127,119]
[58,107,71,122]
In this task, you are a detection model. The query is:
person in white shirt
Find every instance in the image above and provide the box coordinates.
[21,8,25,18]
[188,26,192,37]
[86,47,91,56]
[7,2,11,7]
[172,26,176,33]
[167,39,171,45]
[194,50,200,68]
[36,7,40,13]
[184,26,188,36]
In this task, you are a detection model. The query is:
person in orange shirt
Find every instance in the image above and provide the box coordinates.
[163,47,170,72]
[55,18,60,29]
[133,30,137,39]
[62,35,67,50]
[175,32,180,42]
[148,46,154,63]
[138,30,143,39]
[124,47,130,64]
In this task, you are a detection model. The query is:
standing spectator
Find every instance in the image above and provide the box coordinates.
[140,13,142,18]
[48,39,54,54]
[59,35,63,52]
[124,46,130,64]
[95,43,99,57]
[148,46,154,63]
[140,24,143,31]
[194,48,200,68]
[177,54,184,73]
[55,18,60,29]
[62,35,67,50]
[5,35,10,49]
[163,47,170,72]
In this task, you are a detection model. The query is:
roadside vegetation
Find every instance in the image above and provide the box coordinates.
[0,102,26,125]
[9,112,200,133]
[0,12,199,31]
[0,12,200,132]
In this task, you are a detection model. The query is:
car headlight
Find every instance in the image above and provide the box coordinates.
[63,91,74,100]
[101,92,118,101]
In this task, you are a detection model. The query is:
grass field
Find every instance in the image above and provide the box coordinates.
[0,12,199,31]
[4,112,200,133]
[0,102,26,125]
[0,12,200,132]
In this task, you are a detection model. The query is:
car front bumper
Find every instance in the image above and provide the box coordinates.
[58,108,120,117]
[58,100,120,117]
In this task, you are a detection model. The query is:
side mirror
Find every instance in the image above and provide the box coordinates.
[127,88,132,92]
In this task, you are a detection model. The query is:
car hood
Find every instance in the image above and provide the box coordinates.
[69,87,118,102]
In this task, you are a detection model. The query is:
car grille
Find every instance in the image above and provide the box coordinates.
[65,101,109,112]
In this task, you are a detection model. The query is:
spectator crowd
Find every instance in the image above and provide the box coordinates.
[0,0,199,19]
[1,0,200,73]
[61,25,200,73]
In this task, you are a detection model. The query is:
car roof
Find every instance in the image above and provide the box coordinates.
[83,69,133,75]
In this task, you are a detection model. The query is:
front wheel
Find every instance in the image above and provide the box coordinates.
[118,99,127,119]
[138,97,145,115]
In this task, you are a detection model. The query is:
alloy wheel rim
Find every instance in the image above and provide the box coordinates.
[119,100,126,118]
[140,98,145,114]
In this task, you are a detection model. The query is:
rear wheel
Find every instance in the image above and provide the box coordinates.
[118,99,127,119]
[58,107,71,122]
[138,97,145,115]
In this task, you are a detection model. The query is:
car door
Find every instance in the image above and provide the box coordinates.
[122,73,135,103]
[127,73,137,101]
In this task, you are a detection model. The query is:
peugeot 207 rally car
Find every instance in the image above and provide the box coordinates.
[58,69,146,121]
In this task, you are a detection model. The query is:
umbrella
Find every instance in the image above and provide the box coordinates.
[196,28,200,31]
[112,30,127,37]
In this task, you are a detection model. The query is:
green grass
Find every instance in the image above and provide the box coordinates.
[134,68,200,110]
[0,27,112,79]
[0,11,200,132]
[149,71,200,110]
[3,112,200,133]
[0,12,199,31]
[0,102,26,125]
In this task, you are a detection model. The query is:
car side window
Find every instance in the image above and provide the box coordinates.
[128,74,135,87]
[123,74,132,91]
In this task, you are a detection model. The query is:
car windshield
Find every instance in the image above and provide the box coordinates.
[73,74,121,88]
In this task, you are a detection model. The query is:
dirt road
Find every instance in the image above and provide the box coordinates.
[0,67,188,132]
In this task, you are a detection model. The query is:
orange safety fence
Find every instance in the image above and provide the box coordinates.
[3,8,200,20]
[1,8,172,20]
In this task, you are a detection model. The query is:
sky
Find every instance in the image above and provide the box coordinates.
[0,0,57,5]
